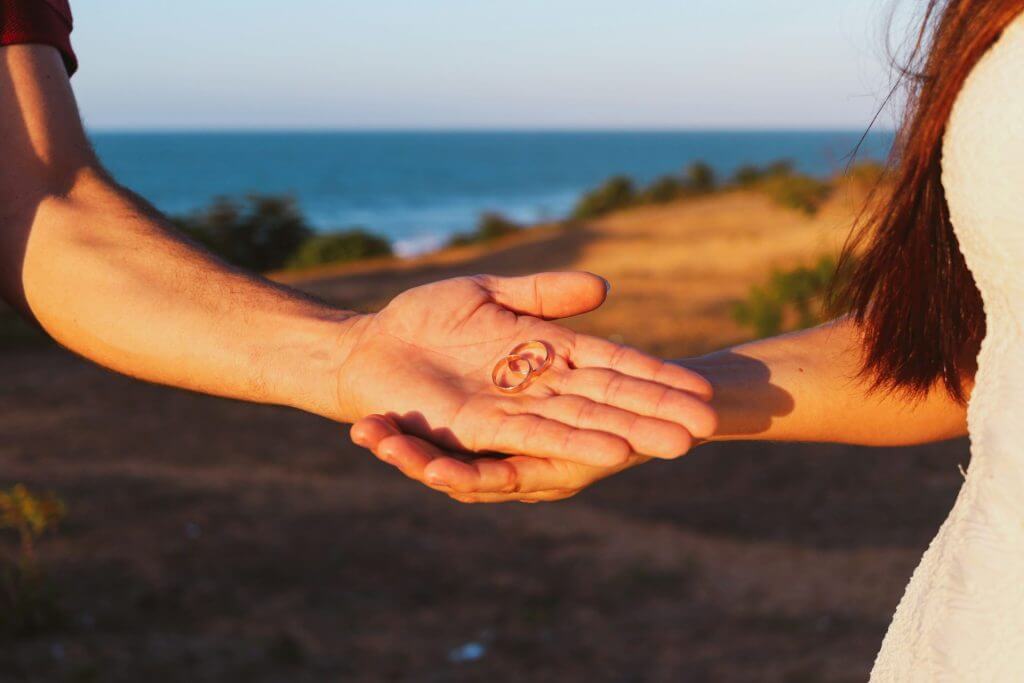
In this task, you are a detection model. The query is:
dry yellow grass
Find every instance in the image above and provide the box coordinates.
[282,182,874,359]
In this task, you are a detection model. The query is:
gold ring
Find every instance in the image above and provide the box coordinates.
[510,340,553,377]
[491,353,536,394]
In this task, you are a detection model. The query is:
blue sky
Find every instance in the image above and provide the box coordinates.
[71,0,906,130]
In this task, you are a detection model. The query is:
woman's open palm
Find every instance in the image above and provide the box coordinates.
[341,271,715,482]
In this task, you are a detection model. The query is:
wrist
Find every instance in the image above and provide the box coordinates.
[675,349,789,442]
[261,307,371,423]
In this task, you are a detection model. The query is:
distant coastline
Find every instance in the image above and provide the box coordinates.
[90,130,895,256]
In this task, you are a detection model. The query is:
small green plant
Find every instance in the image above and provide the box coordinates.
[285,229,393,269]
[732,255,850,338]
[0,485,67,637]
[446,212,523,248]
[572,175,636,220]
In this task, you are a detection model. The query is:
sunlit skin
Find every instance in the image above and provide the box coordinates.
[0,44,715,474]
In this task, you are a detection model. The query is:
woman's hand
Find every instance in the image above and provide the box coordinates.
[352,414,652,502]
[337,271,716,471]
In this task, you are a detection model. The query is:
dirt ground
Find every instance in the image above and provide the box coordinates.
[0,189,969,682]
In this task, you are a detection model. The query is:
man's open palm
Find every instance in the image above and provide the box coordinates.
[341,272,715,486]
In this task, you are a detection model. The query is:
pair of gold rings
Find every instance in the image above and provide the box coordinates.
[491,341,553,394]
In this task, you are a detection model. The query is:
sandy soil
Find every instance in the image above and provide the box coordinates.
[0,187,968,682]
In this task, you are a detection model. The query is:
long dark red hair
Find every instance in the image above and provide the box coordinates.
[840,0,1024,401]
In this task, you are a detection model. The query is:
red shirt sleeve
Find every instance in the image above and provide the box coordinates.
[1,0,77,76]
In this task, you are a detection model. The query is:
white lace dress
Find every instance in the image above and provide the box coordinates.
[870,12,1024,682]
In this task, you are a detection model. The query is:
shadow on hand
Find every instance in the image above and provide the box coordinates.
[382,410,467,455]
[678,351,795,437]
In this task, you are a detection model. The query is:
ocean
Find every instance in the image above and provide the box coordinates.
[90,130,893,255]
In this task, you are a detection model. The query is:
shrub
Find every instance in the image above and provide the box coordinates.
[639,176,686,204]
[175,195,313,272]
[0,485,66,638]
[446,212,523,248]
[286,229,393,269]
[683,161,716,193]
[731,160,796,187]
[732,164,764,186]
[729,160,831,214]
[760,173,832,215]
[572,176,636,220]
[732,255,849,338]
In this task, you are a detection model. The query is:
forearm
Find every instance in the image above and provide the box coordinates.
[680,319,968,446]
[0,45,359,421]
[7,169,359,421]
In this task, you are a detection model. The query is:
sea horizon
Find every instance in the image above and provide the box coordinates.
[89,129,894,255]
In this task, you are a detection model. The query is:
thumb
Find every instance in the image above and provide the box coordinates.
[475,271,611,319]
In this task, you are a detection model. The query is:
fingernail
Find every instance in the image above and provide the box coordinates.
[603,278,612,293]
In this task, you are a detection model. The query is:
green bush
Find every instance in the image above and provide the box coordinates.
[760,173,832,215]
[683,161,716,193]
[639,176,687,204]
[286,229,393,270]
[732,164,763,186]
[732,255,849,338]
[728,161,831,214]
[446,212,523,248]
[174,195,313,272]
[631,162,719,206]
[572,176,636,220]
[730,160,796,187]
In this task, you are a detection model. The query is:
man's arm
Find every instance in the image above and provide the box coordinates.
[1,44,717,469]
[1,45,350,420]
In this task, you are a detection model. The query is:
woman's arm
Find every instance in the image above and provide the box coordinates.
[684,318,968,446]
[359,318,968,502]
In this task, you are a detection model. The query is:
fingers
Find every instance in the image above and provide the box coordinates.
[485,413,631,467]
[571,336,714,401]
[474,271,609,320]
[450,453,650,503]
[352,415,649,503]
[353,411,630,483]
[555,368,718,440]
[525,394,692,459]
[449,489,578,504]
[353,416,518,493]
[350,414,401,449]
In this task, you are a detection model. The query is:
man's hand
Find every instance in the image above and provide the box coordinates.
[340,271,715,482]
